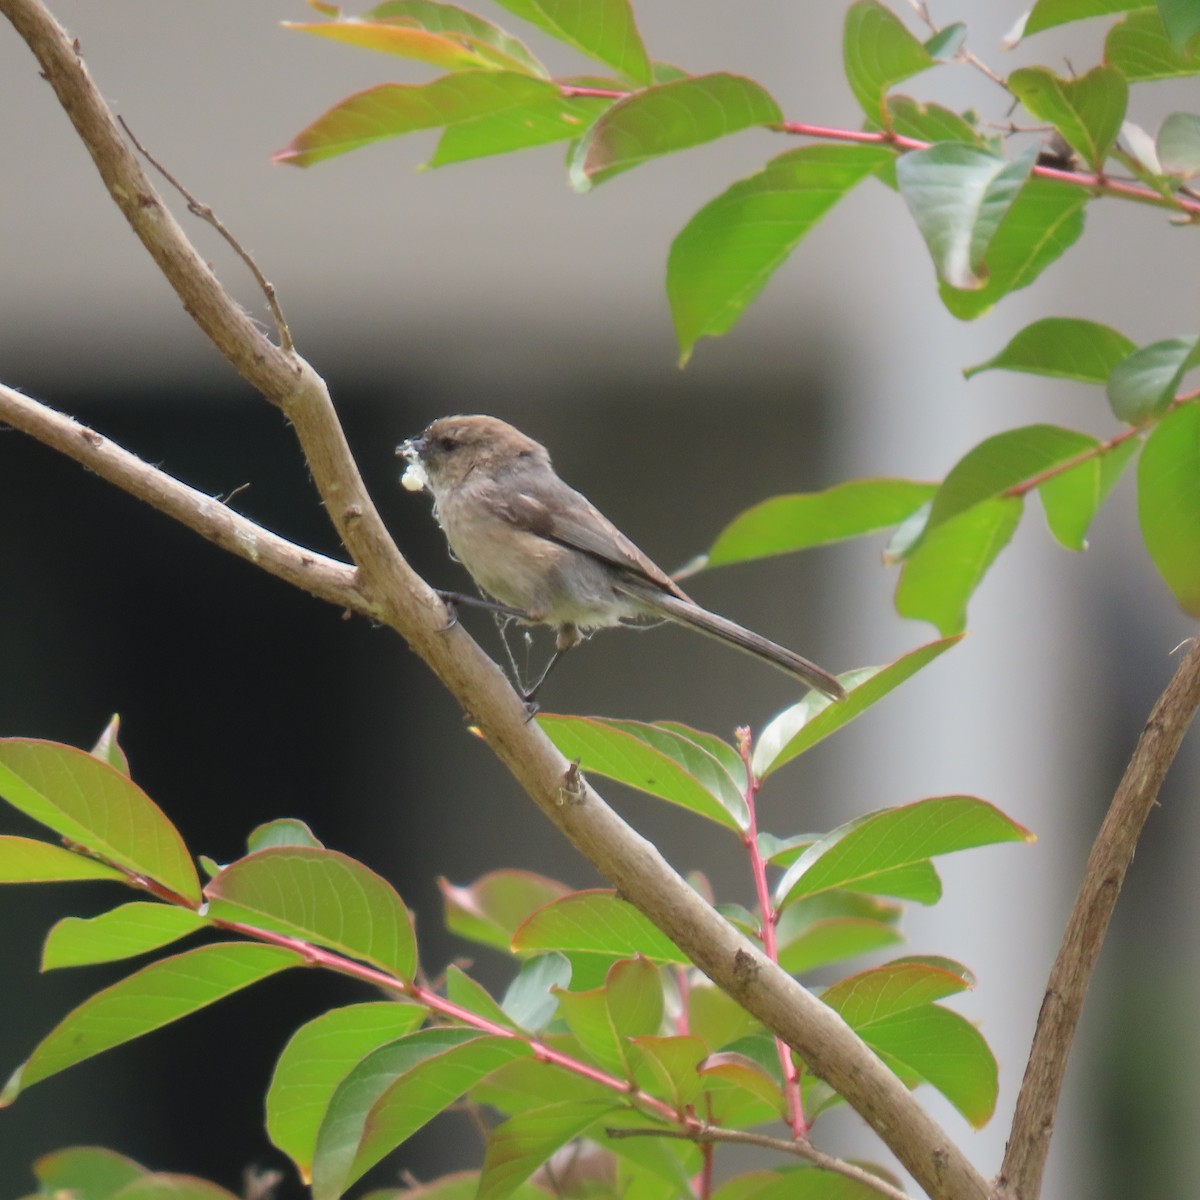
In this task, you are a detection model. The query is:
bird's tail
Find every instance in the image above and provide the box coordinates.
[620,585,846,701]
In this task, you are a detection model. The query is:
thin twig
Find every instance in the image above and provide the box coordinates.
[997,637,1200,1200]
[606,1125,910,1200]
[117,114,293,351]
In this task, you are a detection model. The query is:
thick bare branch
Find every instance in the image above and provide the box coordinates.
[0,4,991,1195]
[997,637,1200,1200]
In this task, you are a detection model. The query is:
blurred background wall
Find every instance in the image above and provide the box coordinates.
[1,3,1197,1197]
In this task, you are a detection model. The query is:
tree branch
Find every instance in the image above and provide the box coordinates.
[0,3,989,1196]
[0,382,362,614]
[997,637,1200,1200]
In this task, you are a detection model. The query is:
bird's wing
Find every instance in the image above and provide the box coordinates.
[492,478,690,601]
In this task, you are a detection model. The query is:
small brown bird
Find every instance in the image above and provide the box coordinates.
[398,415,845,702]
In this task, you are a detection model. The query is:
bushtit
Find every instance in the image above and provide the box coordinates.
[398,415,845,702]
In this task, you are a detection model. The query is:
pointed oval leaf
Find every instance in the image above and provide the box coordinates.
[1157,112,1200,178]
[0,740,199,904]
[631,1034,707,1107]
[314,1033,533,1200]
[491,0,651,85]
[1,943,300,1103]
[1107,336,1200,425]
[821,959,972,1026]
[669,144,892,362]
[568,73,781,191]
[513,890,688,964]
[965,317,1136,384]
[777,796,1033,906]
[1159,0,1200,50]
[752,636,961,777]
[367,1,548,76]
[1038,434,1140,550]
[32,1146,147,1198]
[897,143,1038,291]
[1107,9,1200,81]
[42,902,208,970]
[477,1100,620,1200]
[275,72,571,167]
[1138,402,1200,614]
[247,818,325,852]
[885,96,986,145]
[0,835,126,884]
[109,1176,240,1200]
[939,177,1088,320]
[1008,65,1127,170]
[1022,0,1141,39]
[90,715,130,776]
[705,480,937,568]
[928,424,1099,533]
[446,965,517,1030]
[843,0,934,122]
[206,847,417,981]
[267,1000,427,1180]
[605,955,664,1040]
[556,983,625,1075]
[502,952,571,1029]
[777,916,904,975]
[285,19,507,71]
[440,869,570,952]
[697,1053,786,1124]
[688,982,763,1052]
[859,1005,997,1127]
[895,497,1024,634]
[537,714,745,830]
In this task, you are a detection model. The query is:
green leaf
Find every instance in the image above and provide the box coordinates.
[502,952,571,1029]
[491,0,651,84]
[1008,66,1127,170]
[752,637,961,778]
[895,497,1024,634]
[697,1054,786,1125]
[631,1034,707,1108]
[555,981,627,1075]
[861,1006,997,1127]
[1138,402,1200,614]
[606,955,665,1042]
[31,1146,147,1198]
[939,178,1088,320]
[0,740,199,904]
[704,479,937,568]
[776,916,904,975]
[843,0,934,123]
[1157,112,1200,177]
[1,943,300,1103]
[477,1100,620,1200]
[965,317,1136,384]
[105,1176,240,1200]
[537,714,746,830]
[267,1001,427,1181]
[441,869,570,953]
[275,72,586,167]
[0,835,125,884]
[1039,434,1140,550]
[1107,337,1200,425]
[246,818,325,852]
[513,890,688,964]
[821,959,972,1023]
[1159,0,1200,50]
[669,143,892,362]
[313,1032,532,1200]
[897,143,1038,290]
[654,721,745,782]
[431,91,610,166]
[687,981,763,1052]
[369,2,547,71]
[567,73,781,191]
[776,796,1033,907]
[42,902,207,969]
[285,17,523,72]
[446,964,518,1029]
[1107,9,1200,80]
[89,715,130,776]
[884,96,986,145]
[1022,0,1142,38]
[927,424,1100,533]
[924,22,967,61]
[205,847,417,981]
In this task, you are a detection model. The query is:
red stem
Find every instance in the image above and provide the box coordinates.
[736,727,807,1137]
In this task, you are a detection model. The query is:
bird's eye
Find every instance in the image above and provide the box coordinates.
[436,435,458,451]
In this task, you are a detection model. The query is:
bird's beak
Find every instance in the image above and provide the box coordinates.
[397,435,430,493]
[396,435,424,464]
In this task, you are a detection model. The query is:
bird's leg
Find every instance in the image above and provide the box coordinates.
[435,590,528,631]
[520,624,584,704]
